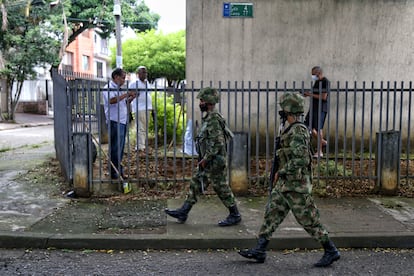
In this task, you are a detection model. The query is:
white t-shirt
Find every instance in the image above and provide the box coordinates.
[102,80,128,124]
[128,79,153,113]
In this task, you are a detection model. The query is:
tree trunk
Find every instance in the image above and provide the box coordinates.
[5,77,12,121]
[10,79,24,121]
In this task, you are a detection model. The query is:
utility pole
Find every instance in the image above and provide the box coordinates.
[113,0,122,68]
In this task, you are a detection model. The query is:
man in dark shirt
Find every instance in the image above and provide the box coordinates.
[304,66,329,158]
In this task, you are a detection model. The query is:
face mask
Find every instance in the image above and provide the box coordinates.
[278,110,288,122]
[311,75,318,81]
[199,103,208,112]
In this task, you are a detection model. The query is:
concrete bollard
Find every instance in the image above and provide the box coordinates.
[375,131,400,195]
[73,133,92,197]
[228,132,249,195]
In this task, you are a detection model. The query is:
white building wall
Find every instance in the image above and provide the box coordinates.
[187,0,414,84]
[186,0,414,144]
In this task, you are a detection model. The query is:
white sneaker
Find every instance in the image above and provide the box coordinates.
[313,152,323,158]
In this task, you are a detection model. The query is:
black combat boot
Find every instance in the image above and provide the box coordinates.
[164,202,192,223]
[314,239,340,267]
[238,236,269,263]
[218,205,242,226]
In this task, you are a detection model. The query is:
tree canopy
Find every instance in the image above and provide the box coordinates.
[117,30,186,86]
[63,0,160,44]
[0,0,159,120]
[0,0,62,120]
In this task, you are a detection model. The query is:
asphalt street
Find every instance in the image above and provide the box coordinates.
[1,248,414,275]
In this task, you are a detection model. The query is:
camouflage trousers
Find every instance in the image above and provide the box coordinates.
[258,190,329,243]
[185,157,236,208]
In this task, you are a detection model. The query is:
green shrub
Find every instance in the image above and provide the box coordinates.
[150,91,186,143]
[315,160,352,177]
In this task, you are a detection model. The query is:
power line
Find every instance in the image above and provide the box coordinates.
[67,17,154,26]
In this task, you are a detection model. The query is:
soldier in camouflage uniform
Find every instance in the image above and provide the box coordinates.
[164,87,242,227]
[239,92,340,267]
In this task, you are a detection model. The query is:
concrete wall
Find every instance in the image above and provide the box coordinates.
[15,101,48,115]
[186,0,414,83]
[186,0,414,148]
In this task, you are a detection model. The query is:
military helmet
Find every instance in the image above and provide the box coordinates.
[197,87,220,104]
[279,92,305,114]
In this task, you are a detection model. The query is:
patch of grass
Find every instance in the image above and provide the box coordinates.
[30,144,41,149]
[380,199,403,209]
[0,147,12,153]
[0,142,50,153]
[29,142,49,149]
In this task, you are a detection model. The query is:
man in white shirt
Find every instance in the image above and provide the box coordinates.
[102,68,136,179]
[129,66,153,152]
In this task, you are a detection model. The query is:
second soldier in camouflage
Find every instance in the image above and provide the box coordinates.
[238,92,340,267]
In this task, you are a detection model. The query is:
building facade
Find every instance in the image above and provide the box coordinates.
[14,28,111,115]
[62,29,111,79]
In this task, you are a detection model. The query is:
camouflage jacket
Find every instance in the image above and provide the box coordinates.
[196,110,231,162]
[276,122,312,194]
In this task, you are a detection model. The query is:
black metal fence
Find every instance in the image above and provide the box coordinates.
[52,70,414,195]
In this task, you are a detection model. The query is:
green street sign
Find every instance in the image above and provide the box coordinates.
[223,3,254,18]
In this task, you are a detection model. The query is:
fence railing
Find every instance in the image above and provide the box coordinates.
[52,71,414,195]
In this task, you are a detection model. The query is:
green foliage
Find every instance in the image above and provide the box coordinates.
[150,91,186,143]
[122,1,160,31]
[0,0,62,119]
[315,160,352,177]
[64,0,159,44]
[115,29,186,85]
[0,0,158,120]
[0,146,11,153]
[0,2,61,75]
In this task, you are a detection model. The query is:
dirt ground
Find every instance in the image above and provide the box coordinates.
[21,153,414,201]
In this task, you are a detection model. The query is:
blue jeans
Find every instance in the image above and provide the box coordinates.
[109,120,127,178]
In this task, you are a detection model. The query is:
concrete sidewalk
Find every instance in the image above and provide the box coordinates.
[0,196,414,250]
[1,113,414,251]
[0,113,54,131]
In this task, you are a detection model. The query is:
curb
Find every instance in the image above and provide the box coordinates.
[2,232,414,250]
[0,122,53,131]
